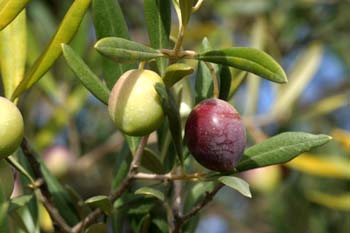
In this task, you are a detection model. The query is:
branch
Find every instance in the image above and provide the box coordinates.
[20,138,72,233]
[173,183,224,233]
[71,135,149,233]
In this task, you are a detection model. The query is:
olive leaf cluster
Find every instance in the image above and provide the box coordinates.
[0,1,333,233]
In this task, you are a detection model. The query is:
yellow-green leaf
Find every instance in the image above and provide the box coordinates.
[162,63,193,87]
[11,0,91,100]
[305,190,350,211]
[0,10,26,98]
[287,153,350,179]
[0,0,30,30]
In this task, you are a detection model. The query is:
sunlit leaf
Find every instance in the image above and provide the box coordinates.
[0,10,26,98]
[237,132,332,171]
[287,153,350,179]
[94,37,164,63]
[0,0,30,30]
[196,47,287,83]
[305,190,350,211]
[218,176,252,198]
[62,44,110,105]
[272,43,323,115]
[11,0,91,100]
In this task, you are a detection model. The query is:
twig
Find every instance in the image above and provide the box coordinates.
[173,183,224,232]
[21,138,72,233]
[133,172,204,181]
[71,135,149,233]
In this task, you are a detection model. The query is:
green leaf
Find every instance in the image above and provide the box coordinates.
[92,0,132,89]
[162,63,193,87]
[94,37,164,63]
[112,143,132,189]
[218,66,232,100]
[85,223,108,233]
[179,0,194,27]
[125,136,141,155]
[0,10,26,98]
[0,0,30,30]
[11,0,91,100]
[135,187,165,202]
[195,38,218,103]
[144,0,171,75]
[155,83,183,166]
[7,195,33,213]
[218,176,252,198]
[61,44,110,105]
[195,47,288,84]
[237,132,332,172]
[85,195,112,215]
[228,70,247,99]
[40,161,80,225]
[141,148,166,174]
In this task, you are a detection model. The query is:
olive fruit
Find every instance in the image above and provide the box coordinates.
[0,96,24,159]
[0,159,14,199]
[108,69,165,136]
[185,98,246,172]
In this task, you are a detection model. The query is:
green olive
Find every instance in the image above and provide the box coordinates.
[108,69,165,136]
[0,97,24,159]
[0,159,14,199]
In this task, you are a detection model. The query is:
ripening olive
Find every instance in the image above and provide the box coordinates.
[185,98,246,172]
[108,69,165,136]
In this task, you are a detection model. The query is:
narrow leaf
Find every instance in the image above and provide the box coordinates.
[155,83,183,166]
[95,37,164,63]
[135,187,165,202]
[144,0,171,74]
[7,195,33,213]
[62,44,110,105]
[112,143,132,189]
[0,0,30,30]
[0,10,26,98]
[92,0,132,89]
[179,0,194,27]
[162,63,193,87]
[218,66,232,100]
[85,195,112,214]
[11,0,91,100]
[40,161,80,225]
[86,223,108,233]
[237,132,332,172]
[196,47,288,83]
[141,148,166,174]
[218,176,252,198]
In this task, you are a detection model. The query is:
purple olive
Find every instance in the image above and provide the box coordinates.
[185,98,246,172]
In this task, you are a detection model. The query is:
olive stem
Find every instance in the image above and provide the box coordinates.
[204,61,220,98]
[173,25,186,58]
[138,61,146,70]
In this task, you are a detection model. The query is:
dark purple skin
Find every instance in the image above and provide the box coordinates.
[185,98,246,172]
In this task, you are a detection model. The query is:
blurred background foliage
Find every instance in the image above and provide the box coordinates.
[0,0,349,232]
